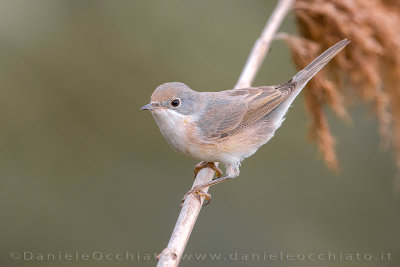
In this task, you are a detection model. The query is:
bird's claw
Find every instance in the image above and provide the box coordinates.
[194,161,222,179]
[180,186,212,207]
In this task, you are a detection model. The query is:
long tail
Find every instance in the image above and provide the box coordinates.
[291,39,350,87]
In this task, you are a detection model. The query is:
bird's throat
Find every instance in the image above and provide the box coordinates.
[152,109,191,154]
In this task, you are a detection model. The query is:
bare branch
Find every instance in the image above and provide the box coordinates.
[156,167,216,266]
[157,1,294,266]
[235,0,294,89]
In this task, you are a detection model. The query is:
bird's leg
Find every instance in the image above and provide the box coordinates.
[181,187,212,207]
[193,161,222,179]
[181,176,234,207]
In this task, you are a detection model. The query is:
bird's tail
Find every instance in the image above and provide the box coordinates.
[291,39,350,87]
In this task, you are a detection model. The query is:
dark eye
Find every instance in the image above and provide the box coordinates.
[171,99,180,107]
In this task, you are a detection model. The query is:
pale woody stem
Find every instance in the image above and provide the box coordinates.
[156,1,294,266]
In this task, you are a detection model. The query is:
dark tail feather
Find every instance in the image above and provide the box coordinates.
[291,39,350,87]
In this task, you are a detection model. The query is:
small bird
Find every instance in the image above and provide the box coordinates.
[142,39,349,205]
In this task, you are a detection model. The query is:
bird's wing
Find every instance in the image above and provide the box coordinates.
[235,82,296,130]
[198,82,297,140]
[196,94,248,140]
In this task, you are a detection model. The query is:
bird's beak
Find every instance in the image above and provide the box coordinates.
[141,102,161,111]
[141,103,154,111]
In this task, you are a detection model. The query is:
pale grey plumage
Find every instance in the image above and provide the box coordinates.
[142,39,349,190]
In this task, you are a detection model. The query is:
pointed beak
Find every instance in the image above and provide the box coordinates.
[141,103,154,111]
[141,102,162,111]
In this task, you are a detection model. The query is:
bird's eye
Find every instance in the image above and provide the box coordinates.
[171,99,180,107]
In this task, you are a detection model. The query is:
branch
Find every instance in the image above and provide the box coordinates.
[235,0,295,89]
[156,167,216,266]
[156,1,294,266]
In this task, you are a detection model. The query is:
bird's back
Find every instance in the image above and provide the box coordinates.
[196,83,296,141]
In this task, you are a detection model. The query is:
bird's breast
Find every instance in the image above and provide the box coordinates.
[151,109,266,164]
[151,109,194,155]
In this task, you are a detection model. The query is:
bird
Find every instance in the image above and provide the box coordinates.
[141,39,349,205]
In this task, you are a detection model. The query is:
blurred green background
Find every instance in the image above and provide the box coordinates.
[0,0,399,266]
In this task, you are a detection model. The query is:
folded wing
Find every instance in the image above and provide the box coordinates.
[198,82,297,140]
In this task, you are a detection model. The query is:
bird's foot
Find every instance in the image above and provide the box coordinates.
[180,176,234,207]
[181,185,212,207]
[193,161,222,179]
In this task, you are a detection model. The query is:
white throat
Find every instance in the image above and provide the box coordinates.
[151,109,190,154]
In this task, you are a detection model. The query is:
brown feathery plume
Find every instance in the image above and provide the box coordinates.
[280,0,400,171]
[278,34,350,169]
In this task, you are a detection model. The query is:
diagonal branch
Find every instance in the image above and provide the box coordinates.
[235,0,295,89]
[156,1,294,266]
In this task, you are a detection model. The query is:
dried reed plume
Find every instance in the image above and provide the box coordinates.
[280,0,400,171]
